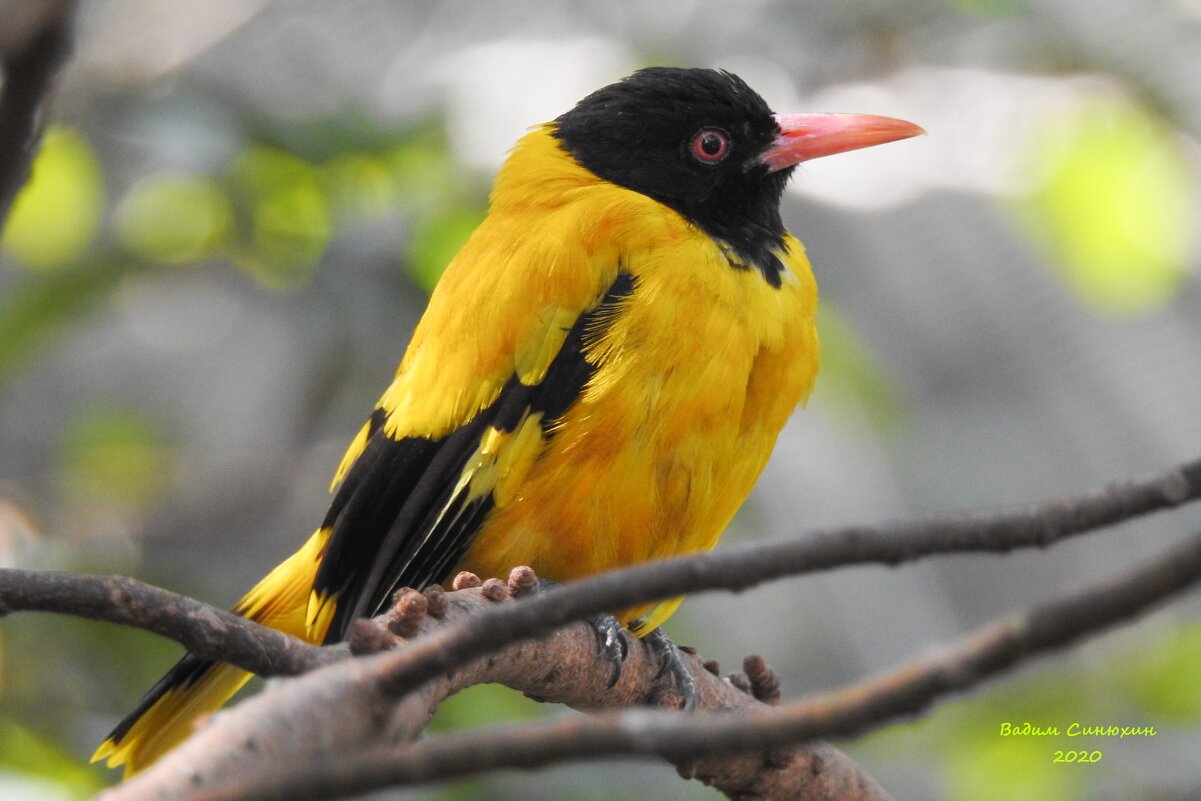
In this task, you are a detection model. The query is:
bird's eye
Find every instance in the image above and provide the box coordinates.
[690,128,730,164]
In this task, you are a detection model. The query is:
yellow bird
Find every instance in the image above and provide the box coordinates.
[93,67,922,775]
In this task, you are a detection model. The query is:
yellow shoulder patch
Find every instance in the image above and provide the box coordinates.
[493,411,546,507]
[439,409,548,517]
[516,306,580,385]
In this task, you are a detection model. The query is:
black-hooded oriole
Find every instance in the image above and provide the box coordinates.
[93,67,921,774]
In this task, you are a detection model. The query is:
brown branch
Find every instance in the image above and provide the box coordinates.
[158,526,1201,801]
[97,574,891,801]
[0,0,77,225]
[0,569,325,676]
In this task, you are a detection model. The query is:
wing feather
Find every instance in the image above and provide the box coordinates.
[311,270,637,642]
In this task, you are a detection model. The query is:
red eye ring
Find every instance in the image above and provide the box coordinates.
[690,128,730,163]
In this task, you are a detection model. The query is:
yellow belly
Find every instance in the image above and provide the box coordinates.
[458,231,819,633]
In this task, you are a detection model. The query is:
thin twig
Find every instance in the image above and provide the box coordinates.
[0,569,324,675]
[185,526,1201,801]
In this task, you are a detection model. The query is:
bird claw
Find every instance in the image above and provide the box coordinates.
[644,628,698,711]
[589,612,630,688]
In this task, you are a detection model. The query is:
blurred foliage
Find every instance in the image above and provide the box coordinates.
[321,152,402,226]
[388,131,488,291]
[386,129,472,211]
[406,207,486,292]
[57,408,174,511]
[0,720,103,799]
[859,620,1200,801]
[814,305,904,431]
[0,257,142,385]
[1,127,103,271]
[114,174,233,266]
[220,127,485,292]
[1111,620,1201,721]
[0,120,485,392]
[228,147,333,289]
[1013,94,1196,314]
[429,683,548,735]
[940,0,1029,16]
[944,731,1088,801]
[1,610,183,799]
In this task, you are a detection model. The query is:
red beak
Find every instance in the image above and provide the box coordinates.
[760,113,925,172]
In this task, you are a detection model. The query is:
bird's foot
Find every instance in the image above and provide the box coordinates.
[644,627,698,711]
[589,611,631,688]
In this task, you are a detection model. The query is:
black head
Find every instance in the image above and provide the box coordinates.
[552,67,791,286]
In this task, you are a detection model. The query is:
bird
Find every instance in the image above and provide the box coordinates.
[92,67,922,775]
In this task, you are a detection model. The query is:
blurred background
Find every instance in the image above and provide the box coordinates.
[2,1,1200,799]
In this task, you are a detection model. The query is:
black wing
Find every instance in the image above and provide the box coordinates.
[313,271,636,642]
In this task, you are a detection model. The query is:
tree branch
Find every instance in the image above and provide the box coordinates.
[97,575,891,801]
[0,0,77,224]
[12,457,1197,681]
[361,455,1201,702]
[171,525,1201,801]
[0,569,325,676]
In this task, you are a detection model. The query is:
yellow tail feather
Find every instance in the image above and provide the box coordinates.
[93,529,335,777]
[91,662,254,777]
